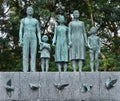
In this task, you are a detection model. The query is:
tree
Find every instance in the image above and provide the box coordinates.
[0,0,120,71]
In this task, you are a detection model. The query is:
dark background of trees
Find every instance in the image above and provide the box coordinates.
[0,0,120,71]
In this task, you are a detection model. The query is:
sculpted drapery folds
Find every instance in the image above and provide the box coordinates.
[68,10,87,72]
[52,15,68,72]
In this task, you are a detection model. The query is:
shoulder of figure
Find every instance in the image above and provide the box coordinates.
[88,35,92,39]
[65,26,68,29]
[65,25,67,27]
[95,35,99,39]
[33,18,39,22]
[69,21,73,24]
[20,18,26,26]
[80,21,84,24]
[20,18,25,23]
[62,25,67,28]
[68,21,73,27]
[56,25,59,29]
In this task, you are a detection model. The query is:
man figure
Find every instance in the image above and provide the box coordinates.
[68,10,87,72]
[19,6,41,72]
[88,27,101,72]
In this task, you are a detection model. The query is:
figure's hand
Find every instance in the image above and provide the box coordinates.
[85,40,88,47]
[68,45,71,49]
[88,44,92,49]
[40,42,43,45]
[19,40,23,47]
[86,44,88,47]
[69,41,72,47]
[98,50,101,53]
[85,42,88,47]
[52,43,55,46]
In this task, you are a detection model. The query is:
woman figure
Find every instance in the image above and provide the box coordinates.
[52,15,68,72]
[68,10,87,72]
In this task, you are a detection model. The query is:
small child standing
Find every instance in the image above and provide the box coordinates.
[40,35,50,72]
[88,27,101,72]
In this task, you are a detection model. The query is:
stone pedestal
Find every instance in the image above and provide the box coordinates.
[80,72,100,101]
[0,72,20,100]
[99,72,120,101]
[0,72,120,101]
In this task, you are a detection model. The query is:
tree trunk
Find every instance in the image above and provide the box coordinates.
[84,0,94,26]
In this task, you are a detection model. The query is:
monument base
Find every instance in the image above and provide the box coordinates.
[0,72,119,101]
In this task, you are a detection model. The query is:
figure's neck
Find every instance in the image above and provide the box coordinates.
[92,34,96,36]
[27,15,32,18]
[74,18,79,21]
[43,41,47,43]
[60,23,64,25]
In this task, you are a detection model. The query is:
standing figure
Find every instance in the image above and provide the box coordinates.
[52,15,68,72]
[40,35,50,72]
[88,27,101,72]
[19,6,41,72]
[68,10,87,72]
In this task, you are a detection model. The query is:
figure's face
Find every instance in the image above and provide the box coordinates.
[26,7,33,15]
[73,10,80,19]
[58,16,64,23]
[90,27,97,34]
[42,35,48,42]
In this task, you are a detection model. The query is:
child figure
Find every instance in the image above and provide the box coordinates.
[40,35,50,72]
[88,27,101,72]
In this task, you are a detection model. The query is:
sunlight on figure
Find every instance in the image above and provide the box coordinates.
[19,6,41,72]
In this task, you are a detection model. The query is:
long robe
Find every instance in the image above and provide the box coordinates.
[68,20,87,60]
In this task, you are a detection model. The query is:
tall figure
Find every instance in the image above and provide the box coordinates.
[19,6,41,72]
[68,10,87,72]
[52,15,68,72]
[88,27,101,72]
[40,35,50,72]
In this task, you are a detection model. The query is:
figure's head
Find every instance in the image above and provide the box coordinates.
[42,35,48,42]
[58,15,65,24]
[90,27,97,34]
[26,6,33,15]
[73,10,80,19]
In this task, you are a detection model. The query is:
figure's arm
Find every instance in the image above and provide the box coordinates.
[66,27,69,45]
[48,44,51,50]
[40,43,43,51]
[88,37,91,49]
[36,20,41,44]
[46,44,51,51]
[40,43,51,51]
[98,37,101,53]
[82,22,88,46]
[52,26,57,46]
[19,19,24,46]
[68,23,72,47]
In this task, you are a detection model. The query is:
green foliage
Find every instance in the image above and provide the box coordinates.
[0,0,120,71]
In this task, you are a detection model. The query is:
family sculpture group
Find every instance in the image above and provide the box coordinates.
[19,6,101,72]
